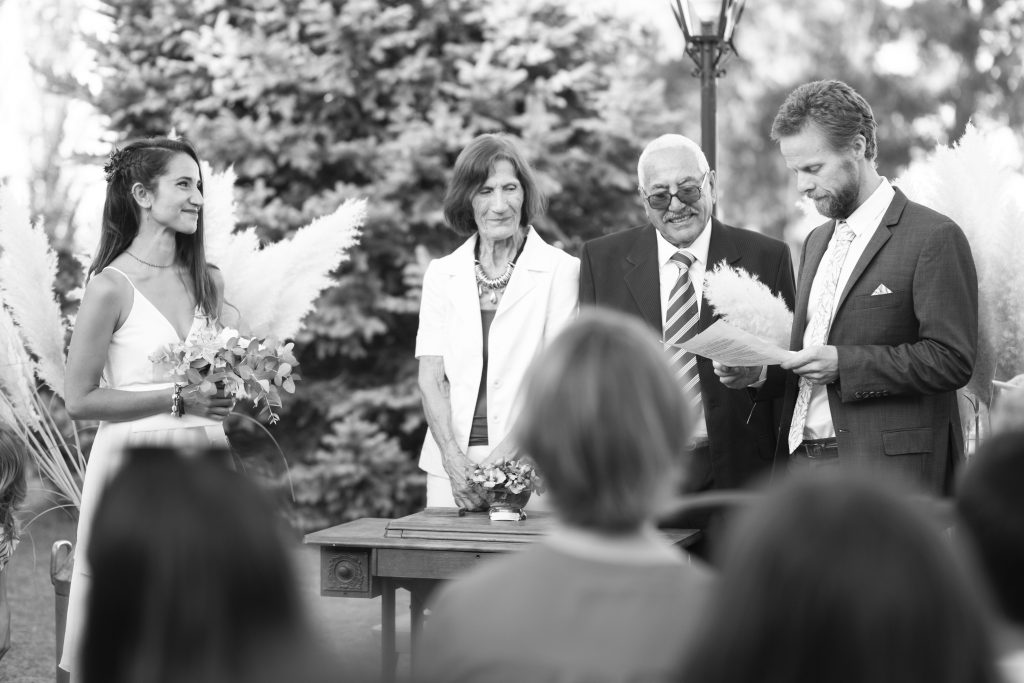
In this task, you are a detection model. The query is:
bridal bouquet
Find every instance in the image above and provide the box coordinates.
[149,325,300,424]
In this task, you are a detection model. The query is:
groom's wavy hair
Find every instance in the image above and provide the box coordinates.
[91,137,220,319]
[771,79,878,164]
[443,133,546,236]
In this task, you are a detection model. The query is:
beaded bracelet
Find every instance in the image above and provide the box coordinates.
[171,383,185,418]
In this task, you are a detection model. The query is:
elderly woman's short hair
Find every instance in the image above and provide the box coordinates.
[442,134,546,236]
[515,310,691,532]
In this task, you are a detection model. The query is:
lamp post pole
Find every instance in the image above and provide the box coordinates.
[697,26,718,172]
[672,1,746,177]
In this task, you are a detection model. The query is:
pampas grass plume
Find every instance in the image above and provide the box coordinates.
[704,265,792,347]
[0,185,68,397]
[233,199,366,338]
[897,123,1024,401]
[0,302,40,430]
[193,166,366,339]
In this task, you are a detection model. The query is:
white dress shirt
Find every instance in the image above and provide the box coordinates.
[656,220,712,439]
[802,179,895,439]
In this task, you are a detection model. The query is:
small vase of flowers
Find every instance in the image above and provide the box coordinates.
[471,459,544,522]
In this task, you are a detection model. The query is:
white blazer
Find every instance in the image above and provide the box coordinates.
[415,227,580,477]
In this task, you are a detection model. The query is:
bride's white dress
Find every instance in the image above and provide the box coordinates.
[60,267,227,674]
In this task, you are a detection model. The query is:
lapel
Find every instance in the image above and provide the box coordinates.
[497,227,551,313]
[623,226,662,330]
[833,190,904,314]
[701,219,742,331]
[792,222,833,348]
[440,234,485,355]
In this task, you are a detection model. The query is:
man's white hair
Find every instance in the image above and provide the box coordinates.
[637,134,710,190]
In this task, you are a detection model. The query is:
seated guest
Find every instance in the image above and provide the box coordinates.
[0,424,27,662]
[82,447,339,683]
[957,430,1024,682]
[417,310,712,683]
[676,472,1001,683]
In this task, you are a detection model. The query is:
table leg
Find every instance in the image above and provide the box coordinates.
[381,580,398,683]
[409,584,427,670]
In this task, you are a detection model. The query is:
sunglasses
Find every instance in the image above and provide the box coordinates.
[642,171,709,211]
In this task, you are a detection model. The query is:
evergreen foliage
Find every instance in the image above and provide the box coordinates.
[86,0,673,529]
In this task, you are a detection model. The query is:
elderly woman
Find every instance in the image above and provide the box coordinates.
[417,311,712,683]
[416,134,579,509]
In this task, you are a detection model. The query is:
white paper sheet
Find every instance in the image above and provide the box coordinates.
[667,320,793,366]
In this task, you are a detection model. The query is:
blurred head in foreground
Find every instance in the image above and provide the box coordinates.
[516,309,690,532]
[677,472,1000,683]
[957,430,1024,632]
[0,422,27,556]
[83,447,336,683]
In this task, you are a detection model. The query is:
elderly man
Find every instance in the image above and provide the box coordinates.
[722,80,978,495]
[579,134,795,491]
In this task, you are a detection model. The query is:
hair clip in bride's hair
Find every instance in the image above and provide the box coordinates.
[103,147,130,183]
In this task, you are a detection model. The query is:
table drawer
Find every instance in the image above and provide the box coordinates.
[320,547,380,598]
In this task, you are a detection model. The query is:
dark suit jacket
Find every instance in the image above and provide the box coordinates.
[580,219,797,489]
[777,188,978,495]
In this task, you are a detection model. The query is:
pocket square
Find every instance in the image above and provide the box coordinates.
[871,284,892,296]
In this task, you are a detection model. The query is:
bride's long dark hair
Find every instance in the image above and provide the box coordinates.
[91,137,220,319]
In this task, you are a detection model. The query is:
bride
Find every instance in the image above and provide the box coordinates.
[61,138,235,678]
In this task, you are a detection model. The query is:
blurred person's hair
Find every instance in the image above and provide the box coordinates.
[676,472,1001,683]
[0,423,27,545]
[443,133,546,236]
[957,429,1024,627]
[771,79,878,162]
[92,137,220,318]
[515,310,690,532]
[82,447,336,683]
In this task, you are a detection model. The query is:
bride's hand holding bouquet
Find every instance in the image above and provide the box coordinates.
[150,324,300,425]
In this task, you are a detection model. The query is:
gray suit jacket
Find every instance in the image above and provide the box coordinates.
[777,188,978,494]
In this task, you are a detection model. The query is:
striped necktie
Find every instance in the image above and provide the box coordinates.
[664,250,701,410]
[787,221,858,453]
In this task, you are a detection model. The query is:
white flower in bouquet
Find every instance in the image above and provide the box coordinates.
[703,264,793,347]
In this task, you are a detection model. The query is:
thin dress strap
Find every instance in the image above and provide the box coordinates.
[102,265,138,290]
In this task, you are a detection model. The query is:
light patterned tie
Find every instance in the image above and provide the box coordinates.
[664,250,702,412]
[788,221,858,453]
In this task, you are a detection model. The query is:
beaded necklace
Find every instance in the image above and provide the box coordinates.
[474,229,528,304]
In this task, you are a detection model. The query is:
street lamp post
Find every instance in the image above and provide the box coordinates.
[671,0,747,174]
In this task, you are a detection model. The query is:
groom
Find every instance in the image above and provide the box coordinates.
[720,80,978,495]
[579,134,796,491]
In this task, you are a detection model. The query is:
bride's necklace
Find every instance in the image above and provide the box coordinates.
[125,250,174,268]
[474,260,514,304]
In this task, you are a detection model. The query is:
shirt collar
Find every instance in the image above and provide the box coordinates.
[655,217,713,267]
[843,178,894,237]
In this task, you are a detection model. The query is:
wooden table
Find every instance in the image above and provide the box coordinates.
[304,510,699,682]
